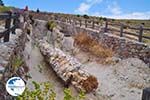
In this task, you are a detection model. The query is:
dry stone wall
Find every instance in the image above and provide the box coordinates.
[55,22,150,67]
[38,40,98,92]
[0,29,27,99]
[32,17,150,66]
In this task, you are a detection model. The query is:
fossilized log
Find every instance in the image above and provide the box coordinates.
[38,40,98,92]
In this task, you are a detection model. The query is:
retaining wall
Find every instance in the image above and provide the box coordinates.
[57,21,150,66]
[0,29,27,99]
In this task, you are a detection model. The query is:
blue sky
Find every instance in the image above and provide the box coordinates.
[3,0,150,19]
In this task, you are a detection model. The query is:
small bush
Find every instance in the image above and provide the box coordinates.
[16,81,85,100]
[46,21,57,31]
[95,21,99,25]
[126,20,130,24]
[0,6,13,12]
[99,17,103,21]
[112,19,115,21]
[80,76,98,93]
[141,22,145,26]
[12,56,23,70]
[83,14,89,19]
[77,14,81,17]
[16,81,56,100]
[36,8,40,13]
[103,17,107,21]
[74,33,113,58]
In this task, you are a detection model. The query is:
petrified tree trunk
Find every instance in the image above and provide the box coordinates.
[38,40,98,93]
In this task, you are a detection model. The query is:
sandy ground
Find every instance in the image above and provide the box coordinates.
[74,50,150,100]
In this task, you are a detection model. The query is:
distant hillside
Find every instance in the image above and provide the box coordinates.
[0,6,14,12]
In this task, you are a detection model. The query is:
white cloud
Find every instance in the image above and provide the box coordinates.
[75,0,103,14]
[105,11,150,19]
[75,0,150,19]
[75,3,91,14]
[107,2,122,15]
[92,11,150,19]
[91,1,150,19]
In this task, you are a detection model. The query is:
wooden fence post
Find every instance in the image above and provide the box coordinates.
[92,21,95,29]
[85,20,87,28]
[4,12,12,42]
[74,20,77,25]
[120,24,124,37]
[69,18,71,24]
[139,25,143,42]
[79,20,82,27]
[104,20,108,32]
[12,13,19,34]
[142,88,150,100]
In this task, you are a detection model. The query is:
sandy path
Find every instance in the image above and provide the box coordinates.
[23,37,65,100]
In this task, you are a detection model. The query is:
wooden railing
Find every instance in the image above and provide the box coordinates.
[0,12,20,42]
[29,11,150,43]
[56,17,150,42]
[104,20,150,42]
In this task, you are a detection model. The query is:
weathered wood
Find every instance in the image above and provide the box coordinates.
[52,16,150,43]
[4,12,12,42]
[143,28,150,31]
[12,18,17,34]
[120,24,124,37]
[85,20,87,28]
[92,21,95,29]
[104,20,108,32]
[0,12,20,42]
[142,35,150,40]
[139,25,143,42]
[79,20,82,27]
[142,88,150,100]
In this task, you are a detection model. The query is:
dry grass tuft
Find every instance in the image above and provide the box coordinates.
[128,82,145,89]
[74,32,113,58]
[80,75,98,93]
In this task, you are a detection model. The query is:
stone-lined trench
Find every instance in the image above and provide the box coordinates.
[23,19,150,100]
[22,19,99,100]
[0,17,149,100]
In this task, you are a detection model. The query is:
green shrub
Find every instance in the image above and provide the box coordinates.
[46,21,57,31]
[77,14,81,17]
[83,14,89,19]
[103,17,107,21]
[112,19,115,21]
[12,56,23,70]
[0,6,13,12]
[64,88,85,100]
[16,81,85,100]
[99,17,103,21]
[16,81,55,100]
[126,20,131,24]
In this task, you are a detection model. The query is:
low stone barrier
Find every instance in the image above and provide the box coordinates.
[38,40,98,92]
[55,22,150,67]
[0,29,27,99]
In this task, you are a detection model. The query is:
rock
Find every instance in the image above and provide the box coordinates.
[62,36,75,52]
[105,57,121,64]
[0,65,5,73]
